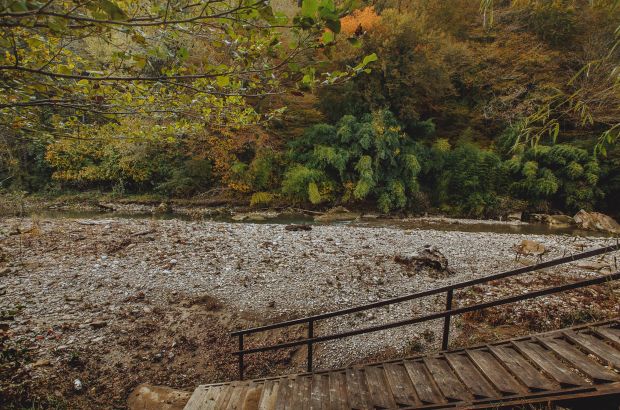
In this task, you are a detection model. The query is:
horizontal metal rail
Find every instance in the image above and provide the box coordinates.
[231,244,619,337]
[234,271,620,356]
[231,244,620,379]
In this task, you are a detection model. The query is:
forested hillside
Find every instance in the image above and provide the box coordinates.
[1,0,619,218]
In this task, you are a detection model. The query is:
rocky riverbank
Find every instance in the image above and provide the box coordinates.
[1,217,618,408]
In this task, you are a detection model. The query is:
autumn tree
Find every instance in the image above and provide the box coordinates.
[0,0,376,189]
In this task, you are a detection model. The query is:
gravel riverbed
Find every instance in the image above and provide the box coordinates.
[1,217,618,408]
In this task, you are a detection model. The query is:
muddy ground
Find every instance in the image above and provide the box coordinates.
[0,217,618,409]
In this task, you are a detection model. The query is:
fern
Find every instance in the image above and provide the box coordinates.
[250,192,274,207]
[308,182,322,204]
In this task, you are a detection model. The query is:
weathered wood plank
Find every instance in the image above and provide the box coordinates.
[363,366,397,409]
[274,378,294,410]
[565,330,620,369]
[289,376,306,410]
[466,349,526,395]
[488,345,557,391]
[214,384,235,409]
[513,340,586,387]
[538,337,619,383]
[345,368,371,410]
[298,376,312,410]
[424,356,473,402]
[184,386,211,410]
[226,384,249,410]
[242,383,263,410]
[444,353,497,398]
[310,374,329,410]
[403,360,445,405]
[594,326,620,346]
[383,362,420,407]
[328,371,349,410]
[258,380,279,410]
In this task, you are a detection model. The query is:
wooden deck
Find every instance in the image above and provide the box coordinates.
[184,319,620,409]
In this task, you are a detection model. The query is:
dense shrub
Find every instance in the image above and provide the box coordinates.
[420,138,508,217]
[497,125,603,212]
[282,110,430,212]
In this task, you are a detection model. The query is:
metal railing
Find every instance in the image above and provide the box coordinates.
[231,244,620,380]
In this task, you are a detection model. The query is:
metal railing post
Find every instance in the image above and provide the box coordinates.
[442,289,453,350]
[307,320,314,373]
[238,334,244,380]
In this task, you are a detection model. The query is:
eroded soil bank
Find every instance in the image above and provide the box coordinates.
[1,217,618,409]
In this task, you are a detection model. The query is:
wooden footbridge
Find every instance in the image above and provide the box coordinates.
[185,245,620,409]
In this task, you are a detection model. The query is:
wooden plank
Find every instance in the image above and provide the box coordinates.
[184,385,211,410]
[289,376,307,410]
[310,374,329,410]
[564,330,620,369]
[363,366,397,409]
[299,376,312,410]
[513,341,586,387]
[258,380,279,410]
[328,371,349,410]
[444,353,497,398]
[345,368,371,410]
[538,337,619,383]
[466,349,525,395]
[424,356,473,402]
[383,362,420,407]
[214,384,236,409]
[403,360,445,405]
[594,326,620,346]
[274,378,294,410]
[242,383,263,410]
[226,384,249,410]
[203,385,227,410]
[488,345,557,391]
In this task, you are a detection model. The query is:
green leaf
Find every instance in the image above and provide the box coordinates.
[177,47,189,61]
[216,75,230,87]
[362,53,378,66]
[321,30,335,44]
[324,18,341,34]
[301,0,319,18]
[308,182,321,204]
[319,0,335,13]
[100,0,127,20]
[47,17,67,33]
[273,12,289,25]
[259,5,274,21]
[10,1,28,12]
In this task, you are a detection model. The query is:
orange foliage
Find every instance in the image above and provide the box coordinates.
[340,6,381,36]
[188,126,270,192]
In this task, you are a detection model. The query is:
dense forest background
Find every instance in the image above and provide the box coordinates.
[1,0,619,218]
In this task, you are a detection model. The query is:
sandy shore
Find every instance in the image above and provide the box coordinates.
[1,217,618,408]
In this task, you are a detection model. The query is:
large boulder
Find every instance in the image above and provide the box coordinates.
[128,384,191,410]
[314,206,361,222]
[574,210,620,234]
